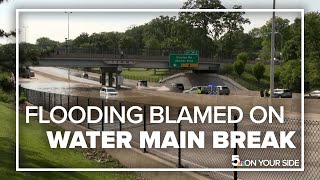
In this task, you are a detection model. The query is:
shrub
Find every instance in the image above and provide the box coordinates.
[0,90,15,103]
[233,60,245,77]
[253,62,266,82]
[236,52,249,64]
[19,96,27,104]
[280,60,301,92]
[0,72,14,91]
[220,64,234,75]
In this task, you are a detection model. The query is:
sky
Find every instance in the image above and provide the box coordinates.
[0,0,319,44]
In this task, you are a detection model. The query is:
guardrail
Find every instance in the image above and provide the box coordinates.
[21,87,317,180]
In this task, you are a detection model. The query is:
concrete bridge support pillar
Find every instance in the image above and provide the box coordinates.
[100,67,106,86]
[100,66,122,87]
[101,72,106,86]
[108,72,113,87]
[115,72,121,89]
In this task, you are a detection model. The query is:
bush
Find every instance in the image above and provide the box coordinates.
[219,64,235,75]
[0,72,14,91]
[253,62,266,82]
[19,96,27,104]
[280,60,301,92]
[0,90,15,103]
[237,52,249,64]
[234,60,245,77]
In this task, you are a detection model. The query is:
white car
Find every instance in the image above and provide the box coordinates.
[183,86,208,94]
[273,89,292,98]
[305,90,320,99]
[100,87,118,98]
[183,86,198,94]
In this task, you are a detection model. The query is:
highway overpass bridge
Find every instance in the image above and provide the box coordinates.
[36,47,234,87]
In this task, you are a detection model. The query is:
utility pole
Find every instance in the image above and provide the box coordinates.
[270,0,276,97]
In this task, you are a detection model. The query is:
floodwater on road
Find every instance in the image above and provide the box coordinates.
[20,75,147,99]
[19,71,189,107]
[19,67,313,118]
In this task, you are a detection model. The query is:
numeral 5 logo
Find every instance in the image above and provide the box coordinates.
[232,155,240,166]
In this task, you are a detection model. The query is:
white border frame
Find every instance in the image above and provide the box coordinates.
[16,8,304,172]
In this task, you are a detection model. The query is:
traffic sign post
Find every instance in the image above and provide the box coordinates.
[169,54,199,68]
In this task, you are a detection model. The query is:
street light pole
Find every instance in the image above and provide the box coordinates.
[23,26,28,42]
[270,0,276,97]
[65,12,72,81]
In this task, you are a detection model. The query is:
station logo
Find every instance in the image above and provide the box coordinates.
[232,155,300,167]
[232,155,250,167]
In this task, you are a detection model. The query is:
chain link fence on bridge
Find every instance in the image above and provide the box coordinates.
[42,46,235,63]
[21,87,319,180]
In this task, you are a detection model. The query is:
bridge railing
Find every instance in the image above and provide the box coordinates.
[43,46,235,63]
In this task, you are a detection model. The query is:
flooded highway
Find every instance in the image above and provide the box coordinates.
[19,67,318,118]
[19,67,190,106]
[20,67,320,180]
[20,73,152,101]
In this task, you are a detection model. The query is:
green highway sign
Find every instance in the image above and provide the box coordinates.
[169,54,199,68]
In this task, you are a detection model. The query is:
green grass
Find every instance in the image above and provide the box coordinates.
[121,68,191,82]
[220,63,281,91]
[0,102,138,179]
[87,67,190,83]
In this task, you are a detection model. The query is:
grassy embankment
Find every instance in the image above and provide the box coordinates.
[219,64,281,91]
[119,65,281,91]
[0,102,138,179]
[85,64,280,91]
[88,67,190,83]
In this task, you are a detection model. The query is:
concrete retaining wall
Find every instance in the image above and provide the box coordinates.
[124,90,309,114]
[160,73,249,93]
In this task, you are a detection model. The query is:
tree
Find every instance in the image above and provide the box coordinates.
[180,0,249,40]
[143,16,191,49]
[218,30,261,59]
[305,12,320,60]
[304,12,320,90]
[36,37,60,47]
[0,1,15,38]
[253,62,265,83]
[221,5,250,56]
[0,44,15,74]
[122,25,146,49]
[236,52,249,64]
[0,43,45,75]
[282,37,300,61]
[88,32,123,51]
[281,17,301,62]
[0,29,15,38]
[258,17,291,61]
[119,36,136,50]
[73,33,90,47]
[180,0,226,39]
[280,60,301,92]
[144,37,161,49]
[233,59,245,77]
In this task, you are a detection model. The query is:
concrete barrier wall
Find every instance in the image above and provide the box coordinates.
[135,90,309,114]
[159,73,302,99]
[305,99,319,114]
[161,73,248,92]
